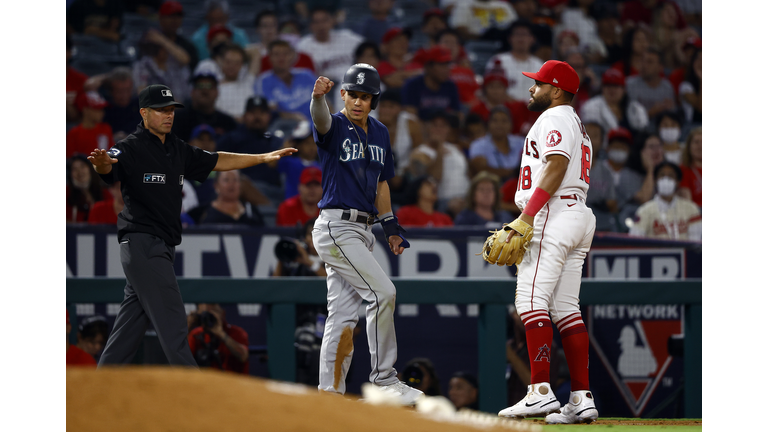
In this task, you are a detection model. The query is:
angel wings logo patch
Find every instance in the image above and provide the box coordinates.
[546,130,562,147]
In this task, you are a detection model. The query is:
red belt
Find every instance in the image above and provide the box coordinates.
[559,194,577,200]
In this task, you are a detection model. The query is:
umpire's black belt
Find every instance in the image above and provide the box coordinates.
[341,209,376,226]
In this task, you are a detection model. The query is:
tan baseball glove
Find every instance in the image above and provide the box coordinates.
[480,219,534,267]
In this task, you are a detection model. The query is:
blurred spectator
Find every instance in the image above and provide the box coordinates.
[456,113,488,154]
[173,72,238,142]
[277,121,321,200]
[399,357,443,397]
[191,0,249,61]
[436,29,481,108]
[449,0,517,41]
[256,40,319,124]
[75,315,110,363]
[193,25,235,78]
[273,219,327,277]
[678,48,702,126]
[468,106,524,181]
[583,121,618,232]
[187,124,219,206]
[484,20,544,103]
[401,46,462,122]
[211,42,256,121]
[509,0,538,22]
[157,1,199,70]
[353,0,402,45]
[469,65,537,136]
[67,155,109,223]
[650,0,697,69]
[66,91,115,159]
[580,68,649,139]
[553,29,579,61]
[66,310,97,367]
[246,10,315,77]
[66,0,123,43]
[601,128,644,231]
[655,110,684,165]
[133,28,192,103]
[625,48,676,120]
[553,0,606,63]
[594,4,623,65]
[277,167,322,227]
[411,8,450,63]
[396,176,454,228]
[454,171,514,227]
[629,161,701,241]
[87,180,123,224]
[102,66,141,141]
[296,6,364,92]
[409,111,470,216]
[563,48,598,115]
[678,127,702,208]
[67,35,90,123]
[217,96,283,205]
[376,90,422,193]
[378,27,421,91]
[449,372,480,411]
[189,170,264,226]
[611,26,651,78]
[354,41,383,71]
[668,36,700,97]
[621,0,687,31]
[287,0,343,24]
[188,303,250,374]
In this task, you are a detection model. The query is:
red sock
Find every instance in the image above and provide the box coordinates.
[557,312,590,391]
[520,310,553,384]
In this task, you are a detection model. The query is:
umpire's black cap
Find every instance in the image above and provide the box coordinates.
[139,84,185,109]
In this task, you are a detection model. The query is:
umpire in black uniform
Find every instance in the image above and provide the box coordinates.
[88,84,296,367]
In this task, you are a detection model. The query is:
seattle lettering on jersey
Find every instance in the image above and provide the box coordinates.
[339,138,387,165]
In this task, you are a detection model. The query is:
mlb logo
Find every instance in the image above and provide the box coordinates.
[161,89,173,97]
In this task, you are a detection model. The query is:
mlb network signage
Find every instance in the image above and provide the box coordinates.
[66,226,701,279]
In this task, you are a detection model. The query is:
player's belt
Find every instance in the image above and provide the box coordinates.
[341,210,376,226]
[559,194,578,200]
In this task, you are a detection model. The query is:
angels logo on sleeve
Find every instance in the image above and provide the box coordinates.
[546,130,562,147]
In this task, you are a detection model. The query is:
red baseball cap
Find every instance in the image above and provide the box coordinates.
[381,27,410,44]
[483,72,508,88]
[601,68,625,86]
[522,60,579,94]
[207,24,233,44]
[75,91,109,111]
[300,167,322,185]
[607,127,633,144]
[426,46,452,63]
[159,1,183,16]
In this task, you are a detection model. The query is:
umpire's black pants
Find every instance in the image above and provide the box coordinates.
[98,232,198,367]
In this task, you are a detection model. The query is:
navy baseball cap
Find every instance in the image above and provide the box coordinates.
[138,84,185,109]
[190,124,216,140]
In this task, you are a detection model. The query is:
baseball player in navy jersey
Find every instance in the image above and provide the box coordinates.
[309,64,424,405]
[491,61,599,424]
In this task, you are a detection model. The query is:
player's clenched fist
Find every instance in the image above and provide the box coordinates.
[313,76,334,99]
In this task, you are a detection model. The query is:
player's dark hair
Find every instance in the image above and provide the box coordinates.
[653,161,682,182]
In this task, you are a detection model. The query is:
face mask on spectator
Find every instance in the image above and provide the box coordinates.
[659,127,681,143]
[608,149,629,164]
[656,177,677,196]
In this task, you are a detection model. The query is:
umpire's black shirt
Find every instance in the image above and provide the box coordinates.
[99,122,219,246]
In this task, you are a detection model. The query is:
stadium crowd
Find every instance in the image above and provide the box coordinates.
[66,0,702,240]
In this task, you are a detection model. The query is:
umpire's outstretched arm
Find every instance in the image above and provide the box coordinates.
[213,149,297,171]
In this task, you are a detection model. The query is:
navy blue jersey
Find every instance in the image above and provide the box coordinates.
[313,112,395,214]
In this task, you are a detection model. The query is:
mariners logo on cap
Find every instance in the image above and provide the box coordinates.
[356,72,365,85]
[161,89,173,97]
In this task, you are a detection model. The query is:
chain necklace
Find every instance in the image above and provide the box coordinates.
[346,112,368,153]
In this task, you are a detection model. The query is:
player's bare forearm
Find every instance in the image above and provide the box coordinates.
[213,149,297,171]
[374,180,394,215]
[311,77,334,135]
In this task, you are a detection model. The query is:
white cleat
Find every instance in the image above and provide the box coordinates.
[373,381,425,406]
[545,390,599,424]
[498,382,560,418]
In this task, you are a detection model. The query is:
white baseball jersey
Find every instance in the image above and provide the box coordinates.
[515,104,592,211]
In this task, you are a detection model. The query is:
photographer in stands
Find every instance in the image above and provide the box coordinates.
[187,303,249,374]
[272,218,326,277]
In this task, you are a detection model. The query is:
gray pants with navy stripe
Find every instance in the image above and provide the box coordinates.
[312,209,399,394]
[98,232,198,367]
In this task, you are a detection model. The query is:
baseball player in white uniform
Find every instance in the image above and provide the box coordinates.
[496,61,599,424]
[309,64,424,405]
